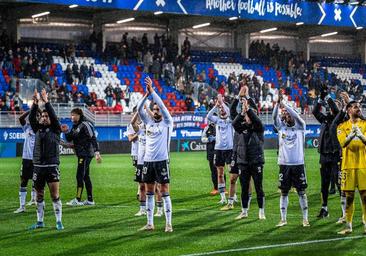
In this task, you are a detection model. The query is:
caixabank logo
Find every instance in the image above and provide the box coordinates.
[180,140,206,152]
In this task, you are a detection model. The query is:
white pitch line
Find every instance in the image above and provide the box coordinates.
[180,236,365,256]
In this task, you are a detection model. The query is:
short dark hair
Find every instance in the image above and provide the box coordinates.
[346,100,358,109]
[71,108,83,116]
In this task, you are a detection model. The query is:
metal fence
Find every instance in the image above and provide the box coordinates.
[0,103,94,127]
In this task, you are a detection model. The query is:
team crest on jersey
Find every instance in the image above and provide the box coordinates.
[161,168,168,176]
[281,133,286,139]
[337,129,342,134]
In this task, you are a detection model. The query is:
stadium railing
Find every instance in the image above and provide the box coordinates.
[0,103,94,127]
[0,107,324,127]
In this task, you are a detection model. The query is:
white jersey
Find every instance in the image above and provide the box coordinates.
[137,91,173,162]
[126,124,138,157]
[22,124,35,160]
[273,103,305,165]
[137,123,146,165]
[207,105,234,150]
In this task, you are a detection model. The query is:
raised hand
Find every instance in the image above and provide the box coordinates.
[239,85,248,97]
[340,91,350,105]
[320,83,328,100]
[241,98,248,114]
[144,77,153,94]
[40,88,48,103]
[33,89,39,104]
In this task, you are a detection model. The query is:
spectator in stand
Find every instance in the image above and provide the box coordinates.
[66,64,73,84]
[104,83,114,107]
[185,94,194,111]
[80,61,89,84]
[143,51,153,73]
[182,37,191,56]
[114,84,122,104]
[142,33,149,53]
[153,33,161,54]
[72,61,79,80]
[123,86,130,107]
[89,31,97,52]
[89,63,95,77]
[90,90,97,106]
[114,102,123,113]
[183,56,194,82]
[151,57,161,80]
[80,61,89,85]
[13,92,22,111]
[163,62,175,87]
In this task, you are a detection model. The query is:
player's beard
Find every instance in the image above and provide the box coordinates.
[154,113,162,121]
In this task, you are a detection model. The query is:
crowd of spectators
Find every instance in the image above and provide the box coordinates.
[1,28,365,114]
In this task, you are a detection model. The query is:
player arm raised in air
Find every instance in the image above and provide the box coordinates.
[41,89,61,133]
[327,97,339,117]
[312,100,326,124]
[29,90,40,133]
[137,92,150,124]
[19,110,30,127]
[146,78,173,126]
[207,105,218,124]
[272,103,281,130]
[283,103,306,130]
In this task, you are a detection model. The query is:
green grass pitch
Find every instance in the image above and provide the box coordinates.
[0,149,365,256]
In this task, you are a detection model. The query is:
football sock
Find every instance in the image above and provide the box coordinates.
[52,198,62,222]
[76,186,83,202]
[156,201,163,208]
[280,195,288,221]
[147,192,155,226]
[298,193,309,221]
[140,201,146,211]
[228,197,234,205]
[31,188,37,201]
[360,191,366,224]
[321,206,328,211]
[345,192,355,224]
[162,192,172,226]
[37,200,45,222]
[218,183,226,201]
[19,187,27,208]
[341,193,346,217]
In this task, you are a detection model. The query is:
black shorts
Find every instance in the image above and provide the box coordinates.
[20,159,34,180]
[142,160,170,184]
[214,149,232,167]
[33,166,60,190]
[278,165,307,191]
[132,156,138,167]
[135,164,144,183]
[229,152,240,175]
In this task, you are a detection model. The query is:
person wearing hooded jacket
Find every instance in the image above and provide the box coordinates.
[61,108,101,206]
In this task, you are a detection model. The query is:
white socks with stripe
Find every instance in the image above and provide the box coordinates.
[19,187,27,208]
[37,200,45,222]
[52,199,62,222]
[280,195,288,222]
[146,192,155,226]
[162,192,172,226]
